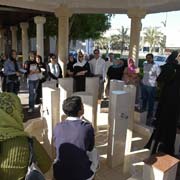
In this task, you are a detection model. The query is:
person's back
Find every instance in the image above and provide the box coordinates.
[54,119,94,180]
[53,96,97,180]
[0,136,51,180]
[0,92,51,180]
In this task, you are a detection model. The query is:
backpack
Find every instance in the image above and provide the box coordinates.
[25,137,46,180]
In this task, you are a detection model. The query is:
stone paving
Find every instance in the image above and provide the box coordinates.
[19,90,180,180]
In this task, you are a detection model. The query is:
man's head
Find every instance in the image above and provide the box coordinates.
[10,49,17,60]
[146,53,154,64]
[108,52,114,62]
[93,49,100,59]
[63,96,84,117]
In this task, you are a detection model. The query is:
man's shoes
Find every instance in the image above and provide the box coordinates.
[28,108,33,113]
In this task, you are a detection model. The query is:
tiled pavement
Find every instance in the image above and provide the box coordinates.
[19,91,180,180]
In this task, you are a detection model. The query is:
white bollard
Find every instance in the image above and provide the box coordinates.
[59,78,73,120]
[107,90,130,168]
[42,82,60,157]
[72,91,95,129]
[143,153,179,180]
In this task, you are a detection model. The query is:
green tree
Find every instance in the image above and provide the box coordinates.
[69,14,111,41]
[27,14,111,41]
[143,27,164,52]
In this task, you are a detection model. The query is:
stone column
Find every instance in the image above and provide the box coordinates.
[10,26,18,51]
[55,5,72,76]
[42,81,60,158]
[59,78,74,119]
[107,90,130,168]
[20,22,29,62]
[128,8,146,66]
[34,16,46,60]
[0,29,5,54]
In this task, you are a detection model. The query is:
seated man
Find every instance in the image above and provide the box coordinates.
[53,96,99,180]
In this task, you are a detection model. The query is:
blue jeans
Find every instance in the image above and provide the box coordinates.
[141,84,156,116]
[28,80,39,109]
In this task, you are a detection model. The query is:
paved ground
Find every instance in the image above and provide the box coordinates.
[19,88,180,180]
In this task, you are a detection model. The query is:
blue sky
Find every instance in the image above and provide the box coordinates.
[107,11,180,47]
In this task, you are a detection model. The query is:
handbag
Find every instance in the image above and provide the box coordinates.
[25,137,46,180]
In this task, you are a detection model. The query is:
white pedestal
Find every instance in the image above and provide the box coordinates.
[107,90,130,168]
[42,84,60,158]
[59,78,73,120]
[73,91,95,129]
[109,80,125,97]
[85,77,99,131]
[143,153,179,180]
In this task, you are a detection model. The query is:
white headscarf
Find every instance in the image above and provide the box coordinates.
[73,49,87,67]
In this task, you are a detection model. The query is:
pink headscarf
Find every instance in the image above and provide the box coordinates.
[127,58,136,73]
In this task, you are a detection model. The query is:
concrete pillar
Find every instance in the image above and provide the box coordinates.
[59,78,74,119]
[107,90,130,168]
[109,80,125,97]
[85,77,99,132]
[42,81,60,158]
[34,16,46,60]
[20,22,29,62]
[10,26,18,51]
[123,85,136,155]
[73,91,94,125]
[0,29,5,54]
[123,85,136,174]
[55,5,72,76]
[128,8,146,66]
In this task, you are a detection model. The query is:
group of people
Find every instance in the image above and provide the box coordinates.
[0,92,98,180]
[0,50,63,112]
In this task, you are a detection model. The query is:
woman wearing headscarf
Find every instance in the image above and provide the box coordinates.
[66,54,76,77]
[145,51,180,155]
[106,58,125,96]
[123,58,140,85]
[73,50,91,92]
[0,92,51,180]
[123,58,140,104]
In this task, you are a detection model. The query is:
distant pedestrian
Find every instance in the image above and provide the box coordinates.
[141,53,160,125]
[4,50,20,94]
[47,54,63,87]
[89,49,106,99]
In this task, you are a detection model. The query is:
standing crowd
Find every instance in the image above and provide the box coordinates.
[0,49,180,179]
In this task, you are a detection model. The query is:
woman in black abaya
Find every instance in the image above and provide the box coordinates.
[145,51,180,156]
[73,51,91,92]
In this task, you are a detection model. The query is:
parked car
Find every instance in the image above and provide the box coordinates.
[154,55,168,66]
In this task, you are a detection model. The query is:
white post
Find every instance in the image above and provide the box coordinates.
[10,26,18,51]
[107,90,130,168]
[34,16,46,61]
[128,8,146,66]
[55,5,72,76]
[20,22,29,62]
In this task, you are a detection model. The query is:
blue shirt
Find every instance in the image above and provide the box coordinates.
[53,117,94,180]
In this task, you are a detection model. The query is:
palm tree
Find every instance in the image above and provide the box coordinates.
[110,26,129,54]
[118,26,129,55]
[143,27,164,52]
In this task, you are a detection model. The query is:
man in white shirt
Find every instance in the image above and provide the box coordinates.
[104,52,114,97]
[141,53,161,125]
[89,49,105,99]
